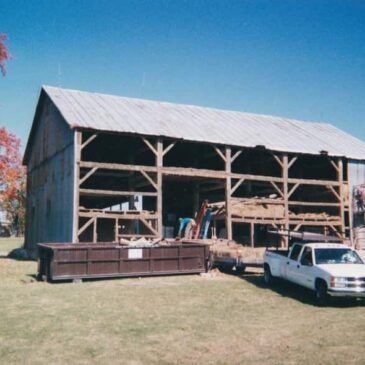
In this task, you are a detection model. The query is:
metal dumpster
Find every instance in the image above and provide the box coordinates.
[37,242,210,281]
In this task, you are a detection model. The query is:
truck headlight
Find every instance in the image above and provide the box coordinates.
[330,277,347,288]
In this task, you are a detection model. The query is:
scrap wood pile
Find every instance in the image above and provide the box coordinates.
[209,197,285,219]
[210,240,266,262]
[209,198,338,221]
[288,211,339,221]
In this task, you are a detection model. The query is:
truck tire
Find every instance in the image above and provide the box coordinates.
[263,265,274,285]
[315,280,329,306]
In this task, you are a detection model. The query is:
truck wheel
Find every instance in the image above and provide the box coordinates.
[263,265,274,285]
[315,281,329,306]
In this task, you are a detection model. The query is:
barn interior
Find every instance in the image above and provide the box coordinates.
[77,131,348,246]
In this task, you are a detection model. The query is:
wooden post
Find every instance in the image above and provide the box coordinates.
[250,222,255,247]
[157,138,163,236]
[193,183,200,217]
[73,130,82,243]
[338,159,345,238]
[283,154,289,247]
[225,147,232,240]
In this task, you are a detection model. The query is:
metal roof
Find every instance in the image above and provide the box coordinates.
[38,85,365,160]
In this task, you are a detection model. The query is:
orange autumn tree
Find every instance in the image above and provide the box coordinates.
[0,33,11,76]
[0,127,26,235]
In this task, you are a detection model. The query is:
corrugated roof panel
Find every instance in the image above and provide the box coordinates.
[41,85,365,160]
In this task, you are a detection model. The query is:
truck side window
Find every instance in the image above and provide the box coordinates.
[289,245,302,261]
[300,248,313,266]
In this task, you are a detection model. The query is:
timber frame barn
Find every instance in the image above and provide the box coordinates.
[23,86,365,252]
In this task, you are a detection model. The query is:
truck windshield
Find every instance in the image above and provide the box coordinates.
[314,248,363,265]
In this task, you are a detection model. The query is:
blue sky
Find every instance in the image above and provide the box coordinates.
[0,0,364,150]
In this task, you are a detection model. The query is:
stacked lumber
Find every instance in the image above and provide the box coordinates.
[210,240,266,262]
[210,198,285,219]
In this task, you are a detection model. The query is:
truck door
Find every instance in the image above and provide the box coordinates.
[284,244,303,284]
[296,247,315,289]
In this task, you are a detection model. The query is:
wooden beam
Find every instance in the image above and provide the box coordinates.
[231,178,245,195]
[328,158,340,173]
[283,154,289,247]
[272,154,284,168]
[79,161,341,186]
[79,189,158,197]
[78,217,95,236]
[288,183,300,198]
[139,217,159,236]
[289,201,340,207]
[213,145,227,162]
[163,141,176,156]
[79,167,98,185]
[93,217,97,242]
[157,138,163,236]
[73,131,82,243]
[79,211,158,220]
[250,222,255,248]
[270,181,284,198]
[81,134,98,150]
[231,150,243,163]
[293,224,302,232]
[140,170,158,190]
[288,156,298,169]
[326,185,341,201]
[142,138,158,156]
[225,147,232,240]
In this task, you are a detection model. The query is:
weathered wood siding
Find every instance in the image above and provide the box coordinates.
[25,95,75,251]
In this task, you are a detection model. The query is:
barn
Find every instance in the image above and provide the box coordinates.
[23,86,365,252]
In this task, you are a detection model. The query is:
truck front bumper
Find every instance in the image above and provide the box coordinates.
[327,289,365,298]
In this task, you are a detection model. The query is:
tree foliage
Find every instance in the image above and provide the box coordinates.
[0,127,26,235]
[0,33,11,76]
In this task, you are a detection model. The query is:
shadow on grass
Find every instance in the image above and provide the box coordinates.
[235,271,365,308]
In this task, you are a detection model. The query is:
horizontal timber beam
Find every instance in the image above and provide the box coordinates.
[79,161,341,186]
[79,188,158,197]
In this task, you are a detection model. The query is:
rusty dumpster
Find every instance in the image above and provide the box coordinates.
[37,242,210,281]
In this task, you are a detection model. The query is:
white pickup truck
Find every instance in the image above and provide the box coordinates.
[264,242,365,304]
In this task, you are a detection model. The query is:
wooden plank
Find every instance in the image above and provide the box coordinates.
[79,188,158,197]
[213,145,226,162]
[79,211,158,220]
[79,167,98,185]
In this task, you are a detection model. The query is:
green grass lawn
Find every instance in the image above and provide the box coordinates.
[0,238,365,364]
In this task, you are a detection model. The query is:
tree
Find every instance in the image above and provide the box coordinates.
[0,127,26,235]
[0,33,11,76]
